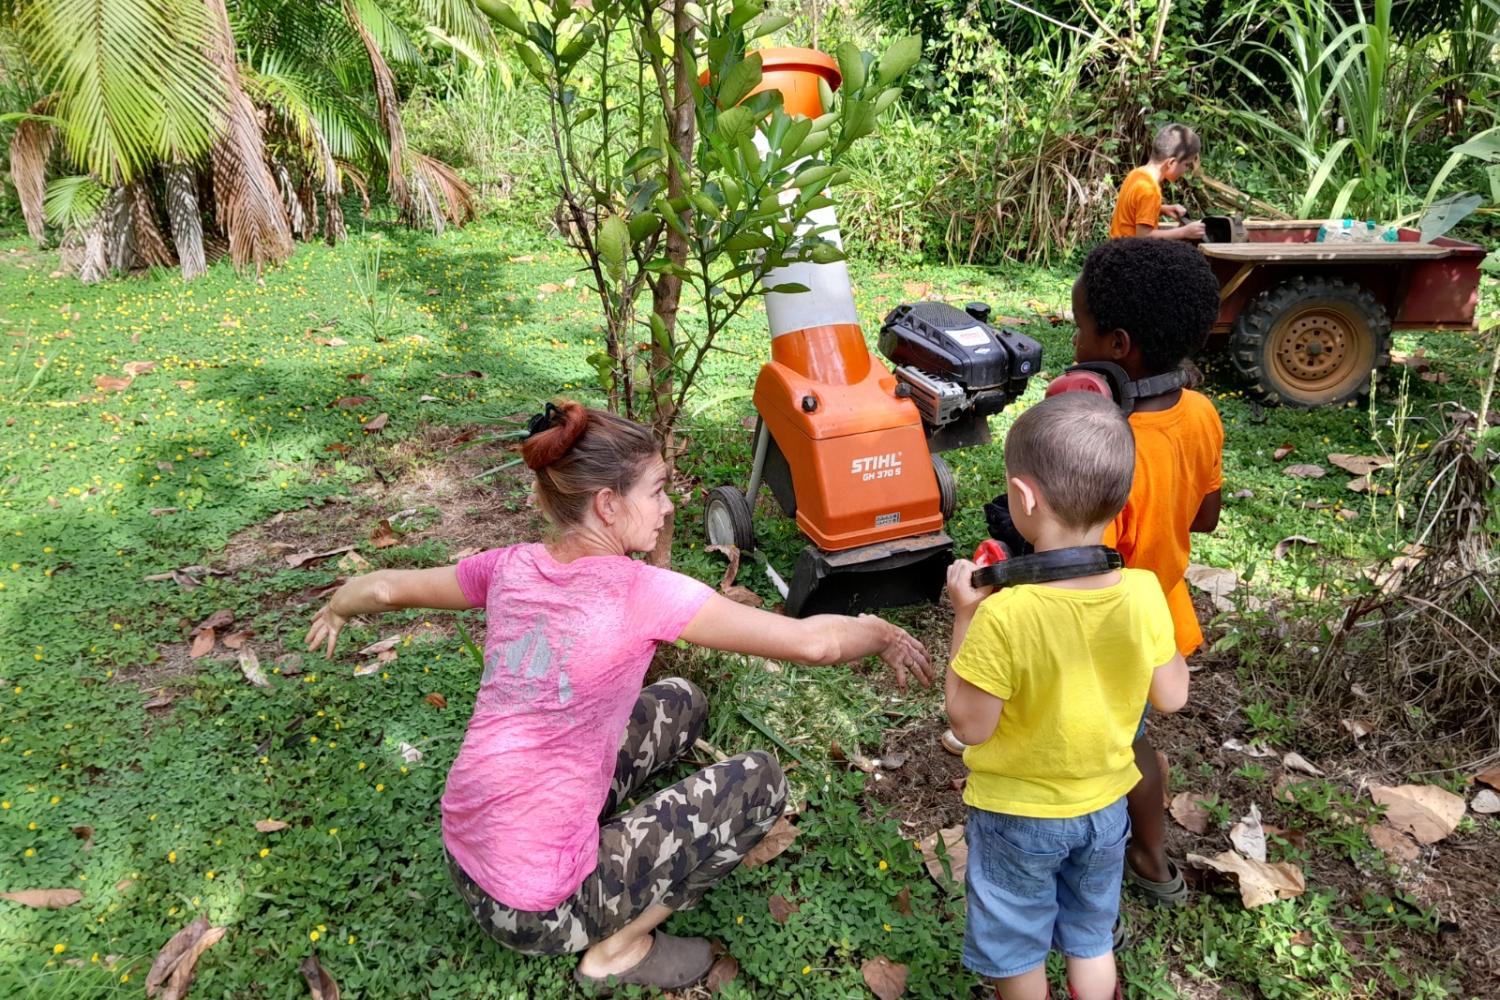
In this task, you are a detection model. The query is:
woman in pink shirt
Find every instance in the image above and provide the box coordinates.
[305,401,931,994]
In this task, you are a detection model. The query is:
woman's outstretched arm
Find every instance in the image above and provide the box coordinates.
[678,593,933,690]
[306,567,472,657]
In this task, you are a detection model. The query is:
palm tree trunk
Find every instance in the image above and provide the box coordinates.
[204,0,293,272]
[165,161,207,280]
[128,180,176,269]
[9,96,57,245]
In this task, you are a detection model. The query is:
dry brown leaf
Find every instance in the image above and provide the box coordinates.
[768,893,800,924]
[0,888,84,908]
[144,692,175,710]
[704,953,739,992]
[1420,370,1451,384]
[1368,823,1420,863]
[1284,463,1326,479]
[860,956,910,1000]
[1469,789,1500,814]
[285,546,356,569]
[902,281,931,299]
[193,609,234,634]
[1186,851,1305,908]
[332,396,372,409]
[1184,564,1239,599]
[1273,535,1319,560]
[221,631,249,650]
[1474,768,1500,790]
[1229,804,1267,863]
[189,629,216,659]
[254,819,289,833]
[313,337,349,347]
[72,824,94,850]
[1170,792,1214,834]
[705,543,742,591]
[1223,738,1276,758]
[538,283,562,293]
[362,413,389,433]
[919,825,967,887]
[357,635,401,657]
[146,916,227,1000]
[722,585,763,607]
[238,648,269,688]
[1370,784,1466,844]
[1341,718,1374,739]
[1282,751,1324,777]
[325,443,351,455]
[1327,453,1391,476]
[115,879,135,892]
[124,360,157,375]
[742,816,800,869]
[298,953,340,1000]
[437,370,484,379]
[1273,444,1294,461]
[894,886,912,916]
[94,374,133,392]
[369,519,401,548]
[425,692,448,710]
[451,546,482,560]
[1346,475,1372,494]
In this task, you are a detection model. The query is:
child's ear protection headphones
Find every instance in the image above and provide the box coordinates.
[1045,361,1189,416]
[968,539,1124,590]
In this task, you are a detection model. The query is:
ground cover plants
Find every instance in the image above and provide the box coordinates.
[1,210,1497,998]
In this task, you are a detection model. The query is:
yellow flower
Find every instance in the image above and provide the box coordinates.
[328,827,339,835]
[375,784,385,793]
[1,802,9,810]
[802,965,812,975]
[121,974,130,984]
[735,915,744,925]
[878,859,888,871]
[24,848,35,857]
[167,851,177,863]
[883,923,892,932]
[28,822,37,830]
[357,761,366,770]
[347,934,357,945]
[204,871,216,880]
[309,930,320,942]
[260,848,270,858]
[53,943,65,954]
[49,796,59,805]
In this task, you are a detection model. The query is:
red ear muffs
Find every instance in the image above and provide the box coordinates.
[1045,369,1114,400]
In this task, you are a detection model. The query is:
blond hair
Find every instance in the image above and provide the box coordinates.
[1004,393,1135,530]
[1151,123,1200,164]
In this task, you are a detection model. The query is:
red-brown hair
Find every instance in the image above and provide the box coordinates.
[520,401,660,528]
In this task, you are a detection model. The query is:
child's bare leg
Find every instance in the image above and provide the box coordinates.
[992,965,1048,1000]
[1066,952,1117,1000]
[576,904,673,977]
[1124,735,1170,882]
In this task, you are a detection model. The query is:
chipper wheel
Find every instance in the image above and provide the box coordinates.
[932,454,957,522]
[1229,276,1391,408]
[704,485,755,552]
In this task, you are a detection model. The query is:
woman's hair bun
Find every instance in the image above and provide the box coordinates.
[521,400,588,470]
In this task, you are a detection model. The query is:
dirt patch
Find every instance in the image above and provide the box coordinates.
[866,714,969,835]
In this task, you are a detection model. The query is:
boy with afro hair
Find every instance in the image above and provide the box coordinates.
[1071,237,1224,908]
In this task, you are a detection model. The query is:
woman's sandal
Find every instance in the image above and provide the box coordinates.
[572,932,716,996]
[1124,857,1189,906]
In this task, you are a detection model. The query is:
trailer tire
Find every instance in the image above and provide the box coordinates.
[704,485,755,553]
[932,454,957,523]
[1230,276,1391,408]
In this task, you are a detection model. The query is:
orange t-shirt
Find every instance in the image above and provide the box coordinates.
[1102,390,1224,656]
[1109,167,1163,238]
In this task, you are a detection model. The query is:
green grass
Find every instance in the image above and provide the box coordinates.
[0,213,1492,998]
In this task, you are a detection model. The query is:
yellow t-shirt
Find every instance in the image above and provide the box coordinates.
[951,569,1176,818]
[1109,167,1163,238]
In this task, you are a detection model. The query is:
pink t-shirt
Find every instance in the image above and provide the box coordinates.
[441,543,713,911]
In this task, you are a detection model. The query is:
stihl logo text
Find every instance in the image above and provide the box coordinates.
[851,452,903,481]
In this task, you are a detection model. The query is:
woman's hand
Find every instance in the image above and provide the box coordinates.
[1163,203,1188,221]
[305,602,350,659]
[863,615,933,691]
[945,559,992,615]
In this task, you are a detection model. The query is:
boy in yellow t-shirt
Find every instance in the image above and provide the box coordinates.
[944,392,1190,1000]
[1109,123,1206,241]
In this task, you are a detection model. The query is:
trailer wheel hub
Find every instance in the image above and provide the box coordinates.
[1276,311,1351,382]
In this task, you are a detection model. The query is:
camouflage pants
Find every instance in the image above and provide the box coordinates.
[447,678,789,956]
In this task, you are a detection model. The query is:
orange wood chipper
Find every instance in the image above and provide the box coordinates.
[701,49,1042,616]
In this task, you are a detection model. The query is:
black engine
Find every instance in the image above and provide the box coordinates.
[879,301,1042,451]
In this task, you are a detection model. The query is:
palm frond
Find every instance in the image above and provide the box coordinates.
[409,151,475,233]
[9,93,56,242]
[346,0,422,64]
[20,0,225,182]
[126,178,174,268]
[163,160,206,279]
[419,0,493,47]
[42,172,106,230]
[344,0,410,214]
[205,0,293,270]
[242,52,369,163]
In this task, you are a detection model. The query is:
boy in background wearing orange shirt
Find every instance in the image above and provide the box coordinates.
[1109,124,1206,241]
[1071,238,1223,907]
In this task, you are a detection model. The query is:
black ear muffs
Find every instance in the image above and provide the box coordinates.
[1046,361,1189,415]
[970,545,1124,590]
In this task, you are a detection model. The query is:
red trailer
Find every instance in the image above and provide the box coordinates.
[1203,221,1487,407]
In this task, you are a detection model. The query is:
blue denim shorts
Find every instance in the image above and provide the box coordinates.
[1135,704,1151,741]
[962,798,1130,979]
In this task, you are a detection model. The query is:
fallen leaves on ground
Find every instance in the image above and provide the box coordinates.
[860,956,910,1000]
[1470,789,1500,814]
[437,370,484,379]
[285,546,356,569]
[425,692,448,709]
[1475,767,1500,790]
[1282,751,1325,777]
[332,396,372,409]
[1186,851,1305,908]
[919,825,967,887]
[146,915,227,1000]
[254,819,289,833]
[1184,565,1240,612]
[72,824,94,849]
[902,281,932,299]
[1327,453,1391,476]
[1170,792,1214,834]
[1283,463,1326,478]
[703,954,739,992]
[1273,535,1319,560]
[0,888,84,908]
[298,953,340,1000]
[221,631,249,650]
[1273,444,1294,461]
[722,585,763,607]
[238,648,269,688]
[357,636,401,657]
[362,413,389,433]
[1368,824,1421,863]
[124,360,157,375]
[400,742,423,763]
[706,543,741,590]
[1370,784,1466,843]
[743,816,800,869]
[1229,804,1267,862]
[189,630,216,659]
[193,610,234,634]
[94,374,132,392]
[767,893,799,924]
[144,564,227,589]
[369,519,401,548]
[1341,718,1375,739]
[1223,738,1276,758]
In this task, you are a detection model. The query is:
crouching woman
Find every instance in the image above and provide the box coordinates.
[304,401,931,993]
